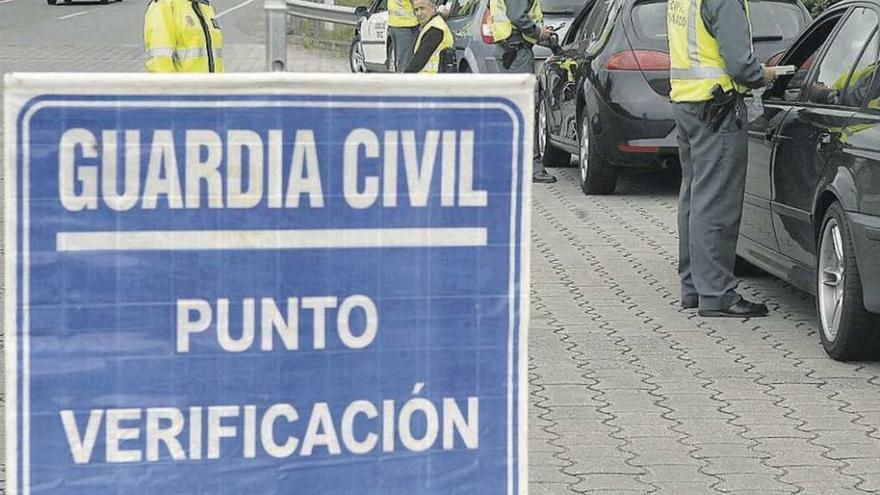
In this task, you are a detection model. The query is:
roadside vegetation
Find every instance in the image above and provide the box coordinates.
[290,0,371,52]
[802,0,841,16]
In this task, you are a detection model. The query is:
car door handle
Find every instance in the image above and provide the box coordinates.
[816,131,835,152]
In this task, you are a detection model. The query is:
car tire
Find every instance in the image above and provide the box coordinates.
[349,37,367,73]
[816,202,880,361]
[577,110,617,195]
[386,39,397,73]
[47,0,57,4]
[538,96,570,168]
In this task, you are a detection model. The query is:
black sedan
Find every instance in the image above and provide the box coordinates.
[537,0,810,195]
[741,0,880,360]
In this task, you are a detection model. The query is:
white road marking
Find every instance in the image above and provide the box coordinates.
[57,10,93,20]
[216,0,258,18]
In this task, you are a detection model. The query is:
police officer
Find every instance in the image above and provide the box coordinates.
[667,0,776,317]
[490,0,556,183]
[388,0,420,72]
[144,0,225,73]
[404,0,454,73]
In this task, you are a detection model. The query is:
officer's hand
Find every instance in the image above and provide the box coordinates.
[539,27,554,43]
[762,66,778,86]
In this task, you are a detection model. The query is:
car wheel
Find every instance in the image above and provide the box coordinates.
[816,202,880,360]
[47,0,57,4]
[538,97,570,168]
[386,39,397,73]
[349,37,367,73]
[577,111,617,195]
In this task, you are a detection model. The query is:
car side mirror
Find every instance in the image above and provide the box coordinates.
[355,6,369,18]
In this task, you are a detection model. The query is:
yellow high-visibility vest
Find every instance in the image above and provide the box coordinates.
[668,0,751,102]
[414,15,454,73]
[144,0,225,73]
[388,0,419,27]
[489,0,543,44]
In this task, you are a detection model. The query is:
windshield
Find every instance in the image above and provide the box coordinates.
[632,0,808,40]
[543,0,589,15]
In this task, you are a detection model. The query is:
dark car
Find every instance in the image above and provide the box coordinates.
[537,0,811,195]
[740,0,880,360]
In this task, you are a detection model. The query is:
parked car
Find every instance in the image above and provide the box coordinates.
[740,0,880,360]
[537,0,811,194]
[445,0,583,73]
[351,0,580,74]
[350,0,394,73]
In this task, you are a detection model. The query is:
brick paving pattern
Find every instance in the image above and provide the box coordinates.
[529,168,880,494]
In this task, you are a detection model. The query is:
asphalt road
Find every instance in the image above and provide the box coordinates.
[0,0,266,48]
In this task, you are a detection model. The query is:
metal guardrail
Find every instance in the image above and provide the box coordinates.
[266,0,358,71]
[288,0,358,25]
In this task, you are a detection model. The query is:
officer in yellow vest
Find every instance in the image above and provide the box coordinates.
[405,0,454,73]
[388,0,420,72]
[144,0,225,73]
[667,0,776,317]
[489,0,555,182]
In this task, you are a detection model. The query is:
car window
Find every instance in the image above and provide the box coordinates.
[543,0,585,15]
[749,1,808,41]
[375,0,388,12]
[768,10,846,101]
[632,0,807,42]
[449,0,480,18]
[806,8,879,106]
[840,30,879,108]
[574,0,611,43]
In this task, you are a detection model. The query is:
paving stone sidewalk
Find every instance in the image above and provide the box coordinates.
[528,168,880,494]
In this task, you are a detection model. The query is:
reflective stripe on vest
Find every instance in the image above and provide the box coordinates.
[415,15,454,73]
[388,0,418,27]
[488,0,543,44]
[144,0,226,73]
[668,0,751,102]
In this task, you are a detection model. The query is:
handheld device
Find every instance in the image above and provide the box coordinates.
[770,65,797,76]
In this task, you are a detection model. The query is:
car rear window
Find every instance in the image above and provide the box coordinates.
[632,0,807,41]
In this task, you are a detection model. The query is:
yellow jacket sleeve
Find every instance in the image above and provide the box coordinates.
[144,0,177,73]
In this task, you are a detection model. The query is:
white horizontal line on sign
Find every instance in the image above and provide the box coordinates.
[56,228,488,252]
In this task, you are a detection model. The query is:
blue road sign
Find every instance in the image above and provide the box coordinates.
[4,74,532,495]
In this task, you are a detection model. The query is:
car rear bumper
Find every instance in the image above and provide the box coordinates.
[850,211,880,313]
[591,72,677,167]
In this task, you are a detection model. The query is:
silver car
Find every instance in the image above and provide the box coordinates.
[444,0,586,73]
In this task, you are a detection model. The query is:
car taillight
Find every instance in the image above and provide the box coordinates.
[605,50,670,71]
[767,51,785,66]
[481,9,494,44]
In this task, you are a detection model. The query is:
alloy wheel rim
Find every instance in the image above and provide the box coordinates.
[579,119,589,183]
[538,100,547,157]
[818,218,845,342]
[351,42,365,72]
